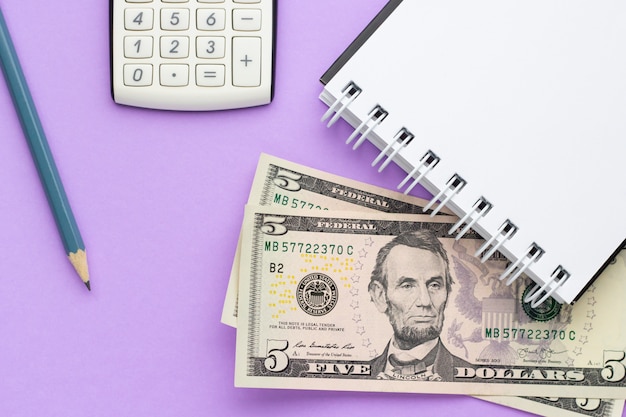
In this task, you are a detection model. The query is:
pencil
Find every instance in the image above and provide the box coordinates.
[0,7,90,290]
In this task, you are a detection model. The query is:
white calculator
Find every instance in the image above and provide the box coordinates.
[110,0,276,111]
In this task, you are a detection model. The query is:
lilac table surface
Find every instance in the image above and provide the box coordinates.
[0,1,617,416]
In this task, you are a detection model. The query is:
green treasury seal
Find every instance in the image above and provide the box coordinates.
[521,284,561,322]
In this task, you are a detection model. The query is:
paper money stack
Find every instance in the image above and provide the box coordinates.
[222,153,626,417]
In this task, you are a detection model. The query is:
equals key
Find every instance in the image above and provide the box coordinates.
[197,65,225,87]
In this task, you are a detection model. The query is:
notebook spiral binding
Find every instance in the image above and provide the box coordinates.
[321,81,570,307]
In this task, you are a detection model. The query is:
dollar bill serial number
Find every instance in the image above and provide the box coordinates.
[264,241,354,256]
[485,328,576,341]
[274,193,328,210]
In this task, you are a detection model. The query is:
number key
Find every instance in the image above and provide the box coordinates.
[124,64,153,86]
[196,37,225,58]
[161,9,190,30]
[125,8,154,30]
[197,9,226,31]
[124,36,153,58]
[160,36,189,58]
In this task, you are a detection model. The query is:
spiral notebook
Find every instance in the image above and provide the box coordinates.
[319,0,626,305]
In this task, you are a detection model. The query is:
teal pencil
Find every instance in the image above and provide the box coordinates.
[0,7,90,290]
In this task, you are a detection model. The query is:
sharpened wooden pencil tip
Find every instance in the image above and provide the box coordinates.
[68,249,90,289]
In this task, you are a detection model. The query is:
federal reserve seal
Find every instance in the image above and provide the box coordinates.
[296,273,338,316]
[521,284,561,322]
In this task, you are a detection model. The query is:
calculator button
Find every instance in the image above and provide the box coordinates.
[232,37,261,87]
[125,9,154,30]
[162,0,188,3]
[161,9,190,30]
[124,64,153,86]
[233,9,261,31]
[160,36,189,58]
[198,0,225,2]
[196,37,225,59]
[160,64,189,86]
[196,65,225,86]
[124,36,153,58]
[126,0,153,3]
[197,9,226,31]
[233,0,260,3]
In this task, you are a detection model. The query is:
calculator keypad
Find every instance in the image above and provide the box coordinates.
[111,0,275,110]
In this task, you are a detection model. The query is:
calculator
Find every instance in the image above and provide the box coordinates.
[110,0,276,111]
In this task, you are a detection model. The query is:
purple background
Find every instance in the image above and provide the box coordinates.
[0,1,617,416]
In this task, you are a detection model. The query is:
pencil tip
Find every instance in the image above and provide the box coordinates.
[68,249,90,289]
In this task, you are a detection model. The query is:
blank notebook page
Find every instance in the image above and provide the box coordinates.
[322,0,626,304]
